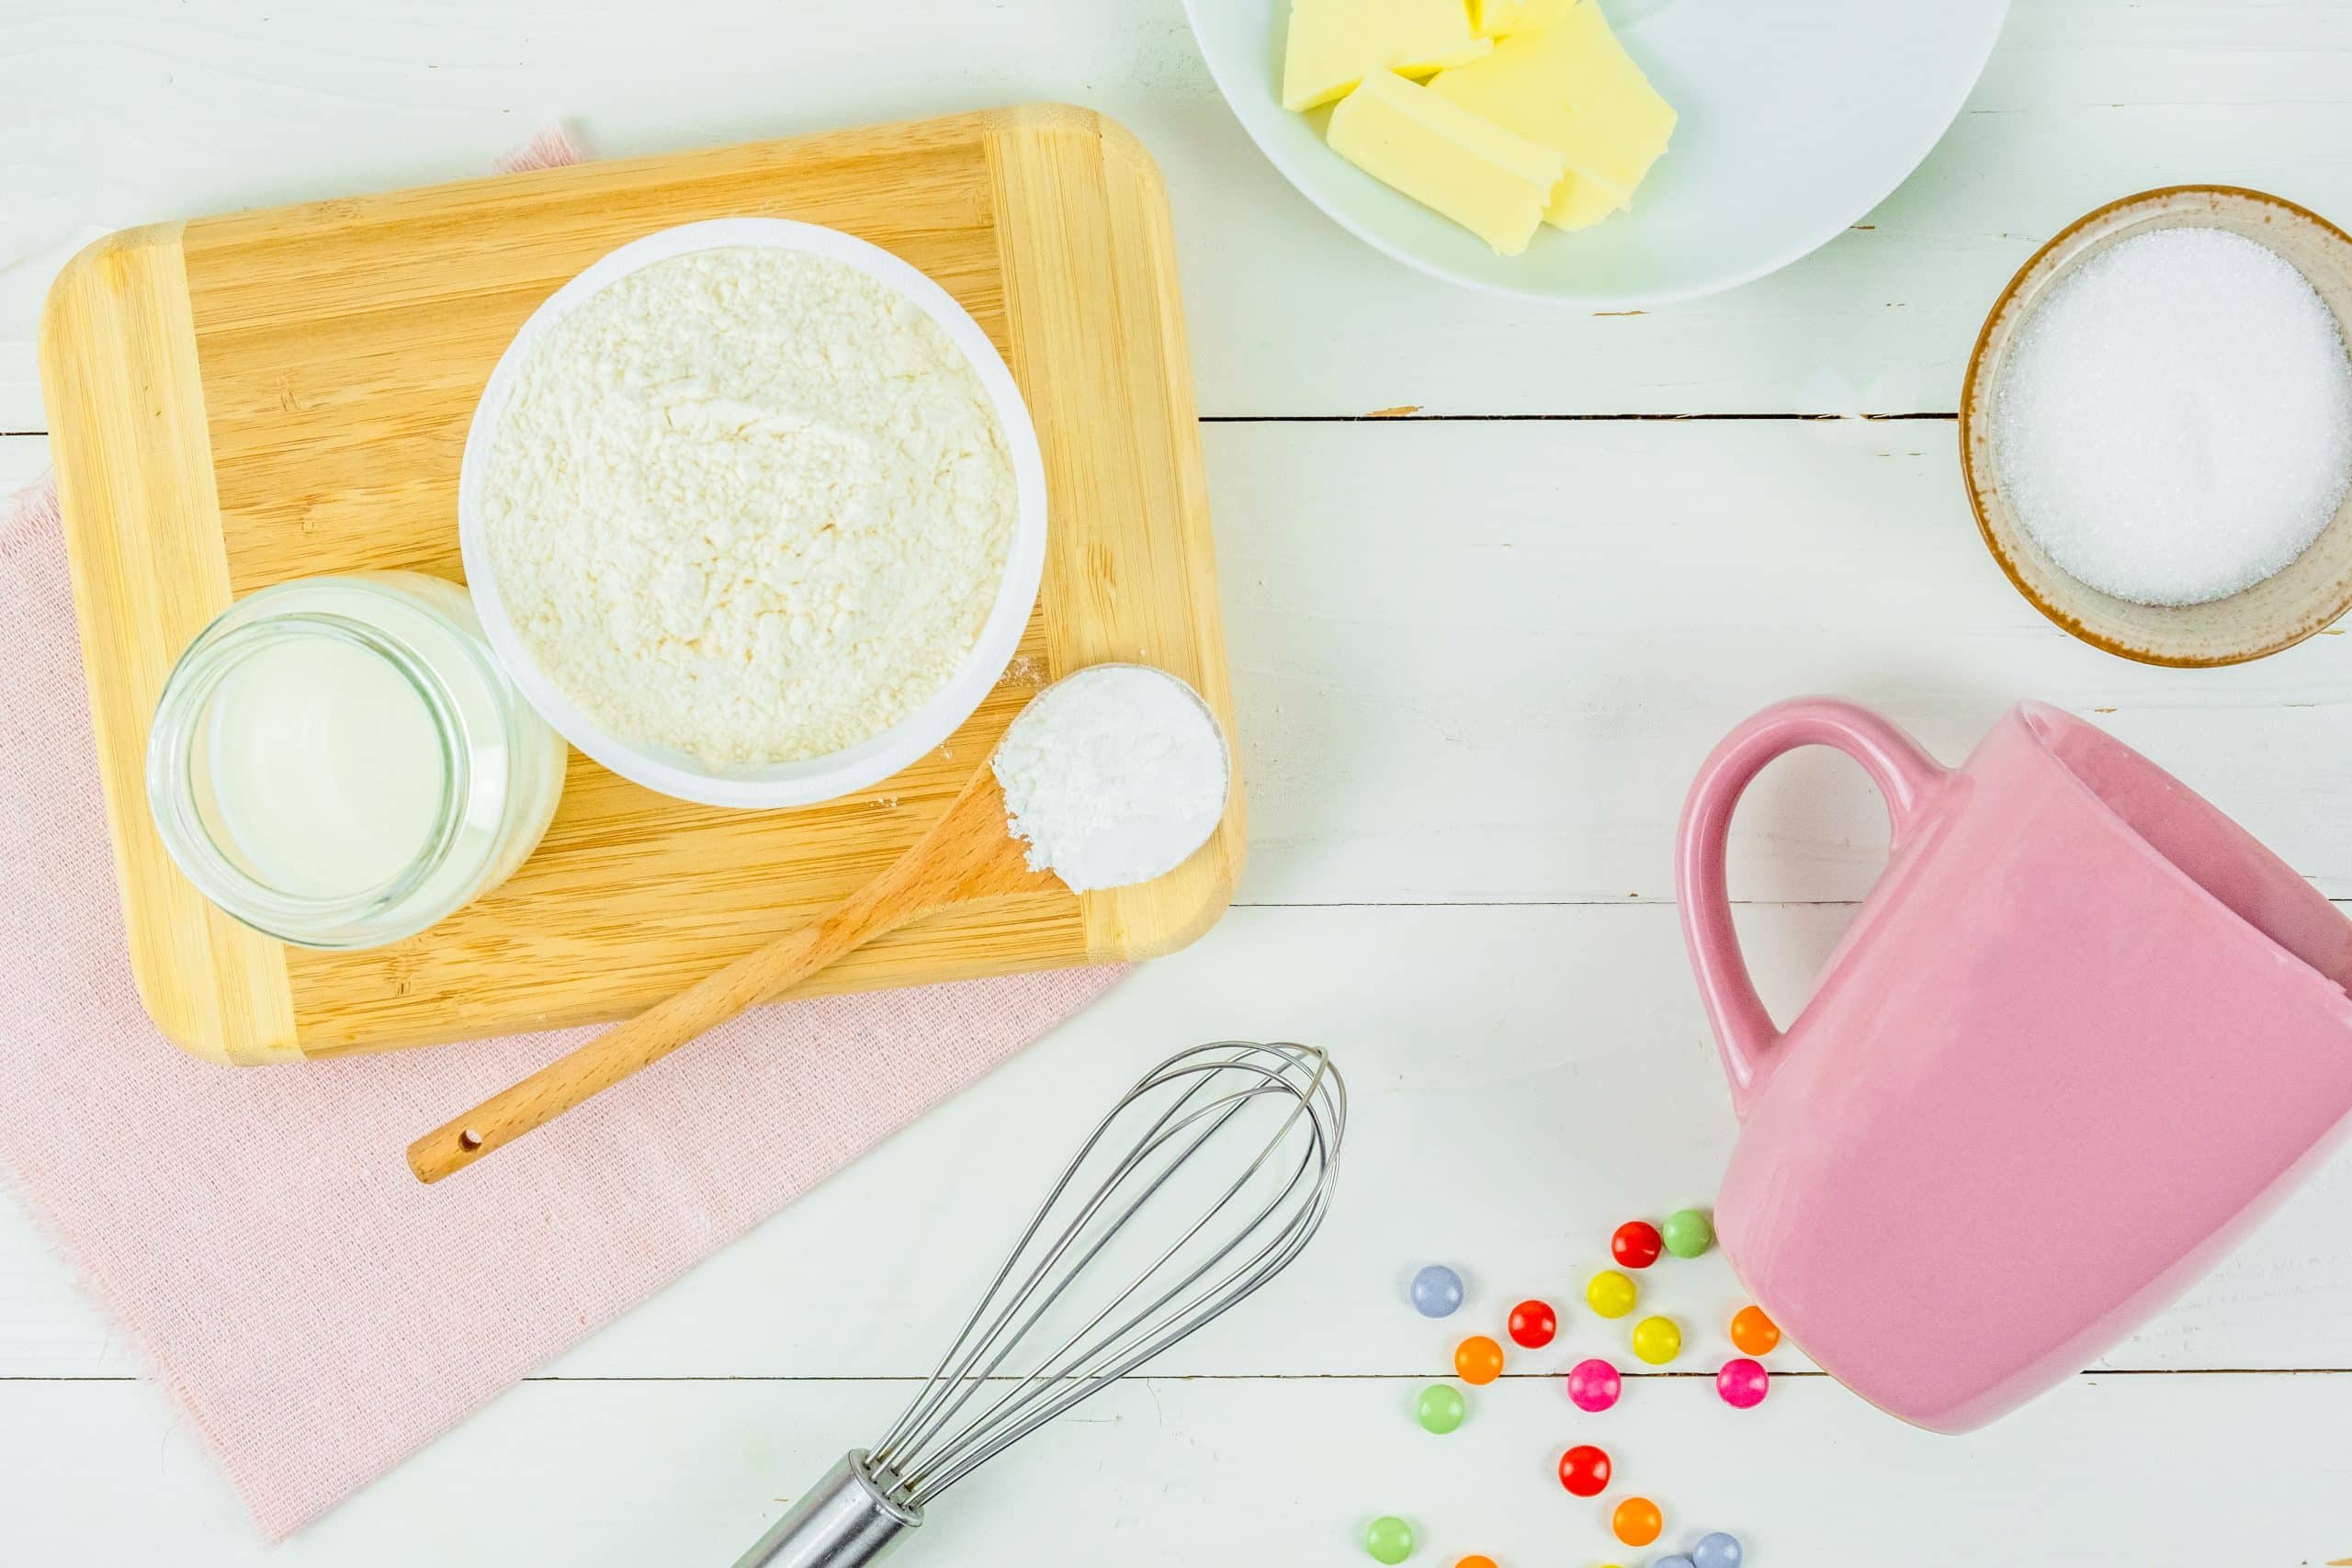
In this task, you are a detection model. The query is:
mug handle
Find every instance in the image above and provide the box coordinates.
[1676,698,1951,1118]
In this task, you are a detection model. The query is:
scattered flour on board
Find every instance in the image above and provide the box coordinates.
[481,245,1015,767]
[992,666,1229,894]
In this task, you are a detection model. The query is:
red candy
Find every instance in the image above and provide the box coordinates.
[1558,1442,1611,1497]
[1611,1220,1663,1270]
[1508,1298,1557,1348]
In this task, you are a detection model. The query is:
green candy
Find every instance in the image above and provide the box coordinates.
[1662,1207,1715,1258]
[1365,1516,1416,1564]
[1415,1382,1466,1434]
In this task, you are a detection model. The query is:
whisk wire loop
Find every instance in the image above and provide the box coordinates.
[867,1042,1342,1508]
[867,1055,1261,1482]
[899,1058,1333,1500]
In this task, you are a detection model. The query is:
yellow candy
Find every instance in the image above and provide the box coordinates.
[1586,1269,1637,1319]
[1631,1314,1681,1365]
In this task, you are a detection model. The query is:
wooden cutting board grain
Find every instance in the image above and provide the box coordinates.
[39,104,1240,1065]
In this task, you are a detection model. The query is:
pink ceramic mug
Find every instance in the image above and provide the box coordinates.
[1679,697,2352,1431]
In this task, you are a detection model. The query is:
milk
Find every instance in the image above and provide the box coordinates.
[200,635,447,900]
[151,571,566,949]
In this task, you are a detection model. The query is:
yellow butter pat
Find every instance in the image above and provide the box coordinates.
[1429,0,1676,230]
[1283,0,1493,112]
[1326,69,1569,256]
[1472,0,1572,36]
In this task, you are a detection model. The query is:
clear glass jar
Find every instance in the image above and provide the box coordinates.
[146,570,566,949]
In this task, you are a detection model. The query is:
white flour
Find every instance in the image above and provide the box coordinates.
[992,666,1230,893]
[481,245,1015,767]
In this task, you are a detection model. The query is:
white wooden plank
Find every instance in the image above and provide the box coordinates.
[41,413,2352,910]
[19,400,2352,910]
[7,3,2352,423]
[1206,418,2352,904]
[8,904,2351,1384]
[0,434,47,492]
[3,1371,2348,1564]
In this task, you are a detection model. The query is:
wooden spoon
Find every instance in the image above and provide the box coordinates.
[406,762,1054,1182]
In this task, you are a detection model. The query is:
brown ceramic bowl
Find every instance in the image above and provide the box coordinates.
[1961,185,2352,666]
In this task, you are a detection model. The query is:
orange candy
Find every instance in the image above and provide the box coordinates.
[1730,1303,1781,1356]
[1454,1334,1505,1384]
[1456,1558,1498,1568]
[1611,1497,1664,1548]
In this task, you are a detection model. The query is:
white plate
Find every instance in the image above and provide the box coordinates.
[1183,0,2010,308]
[458,218,1049,810]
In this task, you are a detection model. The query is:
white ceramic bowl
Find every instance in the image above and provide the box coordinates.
[1182,0,2010,308]
[458,218,1048,809]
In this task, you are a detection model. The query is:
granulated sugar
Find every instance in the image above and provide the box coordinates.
[1991,226,2352,606]
[992,665,1228,894]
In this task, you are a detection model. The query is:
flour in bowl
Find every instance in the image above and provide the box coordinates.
[480,245,1017,767]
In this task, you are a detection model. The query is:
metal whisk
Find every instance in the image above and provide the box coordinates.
[733,1040,1346,1567]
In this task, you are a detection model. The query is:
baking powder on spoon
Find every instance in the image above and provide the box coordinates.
[992,664,1229,893]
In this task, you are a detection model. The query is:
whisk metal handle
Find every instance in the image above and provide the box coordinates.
[732,1450,922,1568]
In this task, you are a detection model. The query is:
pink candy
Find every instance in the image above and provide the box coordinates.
[1716,1356,1770,1409]
[1566,1357,1623,1413]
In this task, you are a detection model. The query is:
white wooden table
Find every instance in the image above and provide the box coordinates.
[8,3,2352,1562]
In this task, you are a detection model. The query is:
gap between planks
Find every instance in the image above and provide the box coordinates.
[7,1368,2352,1384]
[4,412,1962,442]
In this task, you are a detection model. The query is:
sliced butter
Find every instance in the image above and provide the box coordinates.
[1283,0,1493,113]
[1472,0,1573,37]
[1545,171,1626,231]
[1326,69,1568,256]
[1428,0,1676,230]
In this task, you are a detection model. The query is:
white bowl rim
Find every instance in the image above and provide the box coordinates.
[1179,0,2011,310]
[458,217,1049,809]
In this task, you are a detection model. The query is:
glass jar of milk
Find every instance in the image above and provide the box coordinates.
[146,571,567,949]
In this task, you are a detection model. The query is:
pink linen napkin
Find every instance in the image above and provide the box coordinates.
[0,130,1122,1538]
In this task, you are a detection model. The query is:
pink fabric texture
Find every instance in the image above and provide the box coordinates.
[0,131,1121,1536]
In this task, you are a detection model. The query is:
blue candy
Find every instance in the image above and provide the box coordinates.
[1654,1557,1696,1568]
[1408,1264,1464,1318]
[1693,1532,1745,1568]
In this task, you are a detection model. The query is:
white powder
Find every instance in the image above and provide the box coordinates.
[481,246,1015,768]
[992,666,1230,894]
[1991,226,2352,606]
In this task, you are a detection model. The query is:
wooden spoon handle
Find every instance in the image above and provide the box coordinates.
[408,762,1042,1184]
[407,907,877,1182]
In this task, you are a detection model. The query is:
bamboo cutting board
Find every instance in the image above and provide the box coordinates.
[39,104,1241,1066]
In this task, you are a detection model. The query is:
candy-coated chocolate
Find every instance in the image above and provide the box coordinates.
[1611,1497,1663,1547]
[1508,1298,1558,1348]
[1717,1356,1770,1408]
[1654,1558,1696,1568]
[1611,1220,1663,1269]
[1411,1264,1465,1318]
[1557,1442,1611,1496]
[1631,1314,1681,1365]
[1455,1334,1505,1384]
[1366,1516,1416,1563]
[1661,1208,1714,1258]
[1586,1269,1638,1319]
[1455,1558,1498,1568]
[1566,1357,1623,1413]
[1416,1382,1468,1433]
[1729,1303,1781,1356]
[1693,1531,1744,1568]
